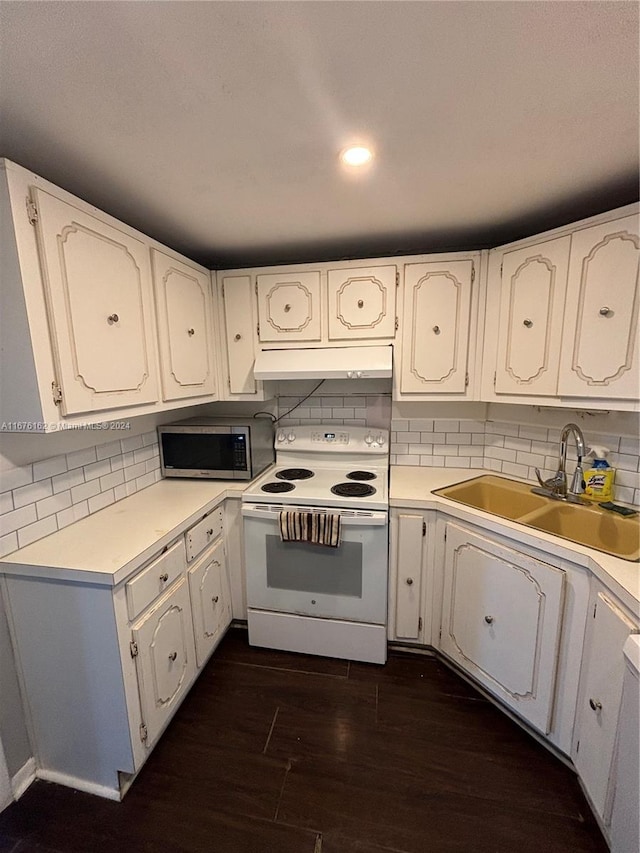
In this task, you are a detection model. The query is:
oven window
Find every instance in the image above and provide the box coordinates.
[265,535,363,598]
[161,433,247,471]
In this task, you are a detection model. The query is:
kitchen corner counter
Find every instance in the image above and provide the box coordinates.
[0,478,248,586]
[390,465,640,616]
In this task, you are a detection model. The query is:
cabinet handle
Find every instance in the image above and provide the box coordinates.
[599,306,612,317]
[589,698,603,712]
[405,577,414,586]
[358,299,364,308]
[168,651,177,662]
[484,615,494,624]
[234,333,242,341]
[159,573,169,583]
[107,313,119,324]
[187,328,195,336]
[212,595,219,604]
[284,303,291,312]
[523,319,533,328]
[432,325,440,334]
[206,528,214,536]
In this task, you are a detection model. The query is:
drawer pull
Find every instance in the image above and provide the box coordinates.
[484,615,494,624]
[206,528,214,537]
[168,651,177,662]
[159,573,169,583]
[589,698,603,712]
[405,577,414,586]
[212,595,219,604]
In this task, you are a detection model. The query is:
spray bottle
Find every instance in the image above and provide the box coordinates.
[584,446,615,502]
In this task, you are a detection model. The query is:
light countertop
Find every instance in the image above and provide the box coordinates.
[391,465,640,617]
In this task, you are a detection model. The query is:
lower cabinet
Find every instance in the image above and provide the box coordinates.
[572,585,638,828]
[439,522,565,734]
[188,536,232,667]
[389,509,430,644]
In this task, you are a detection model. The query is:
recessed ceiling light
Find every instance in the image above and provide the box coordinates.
[340,145,374,167]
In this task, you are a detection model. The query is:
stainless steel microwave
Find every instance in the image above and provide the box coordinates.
[158,417,274,480]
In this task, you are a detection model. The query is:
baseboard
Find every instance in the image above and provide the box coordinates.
[36,768,121,801]
[11,756,36,800]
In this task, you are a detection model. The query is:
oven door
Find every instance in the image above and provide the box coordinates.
[242,504,388,624]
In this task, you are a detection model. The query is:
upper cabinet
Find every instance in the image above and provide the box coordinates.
[484,207,639,411]
[395,257,479,400]
[327,265,397,340]
[151,250,217,402]
[32,187,159,416]
[217,273,269,400]
[0,159,220,431]
[256,271,321,343]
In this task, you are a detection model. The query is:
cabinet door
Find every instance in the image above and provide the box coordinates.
[132,578,196,747]
[31,187,158,415]
[221,275,258,395]
[393,513,424,641]
[558,215,640,399]
[574,591,637,820]
[188,537,232,667]
[494,237,570,395]
[327,266,396,340]
[152,250,217,402]
[399,261,474,395]
[256,271,321,342]
[440,523,565,733]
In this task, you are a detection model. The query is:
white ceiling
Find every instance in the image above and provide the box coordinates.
[0,1,638,268]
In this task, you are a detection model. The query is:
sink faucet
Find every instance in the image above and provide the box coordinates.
[533,423,588,503]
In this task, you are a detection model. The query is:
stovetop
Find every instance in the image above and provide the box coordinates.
[242,424,389,511]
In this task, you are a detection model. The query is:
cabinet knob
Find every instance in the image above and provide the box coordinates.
[484,615,494,624]
[107,313,119,324]
[589,698,603,712]
[159,573,169,583]
[187,328,195,336]
[284,303,291,312]
[406,577,414,586]
[432,325,440,334]
[206,528,214,536]
[523,319,533,328]
[358,299,364,308]
[599,306,612,317]
[212,595,219,604]
[234,333,242,341]
[168,651,177,662]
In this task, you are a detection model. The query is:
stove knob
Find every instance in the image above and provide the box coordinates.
[377,434,386,445]
[356,371,363,378]
[277,431,286,442]
[287,432,295,443]
[365,433,374,445]
[347,371,353,379]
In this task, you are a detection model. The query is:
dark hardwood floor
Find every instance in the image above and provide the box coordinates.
[0,627,607,853]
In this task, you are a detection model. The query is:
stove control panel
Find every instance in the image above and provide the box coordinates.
[311,431,350,445]
[274,425,389,453]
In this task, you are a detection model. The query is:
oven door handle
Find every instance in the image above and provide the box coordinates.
[241,505,388,526]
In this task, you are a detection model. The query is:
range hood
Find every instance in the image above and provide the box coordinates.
[253,345,393,381]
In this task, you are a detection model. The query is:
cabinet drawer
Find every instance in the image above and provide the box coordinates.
[126,539,186,620]
[185,507,224,562]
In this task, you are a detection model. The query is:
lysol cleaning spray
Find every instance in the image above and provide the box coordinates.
[584,446,615,502]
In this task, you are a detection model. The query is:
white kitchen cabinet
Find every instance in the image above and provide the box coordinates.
[494,236,570,396]
[573,586,638,824]
[151,250,217,402]
[31,186,159,416]
[327,265,397,340]
[389,510,428,643]
[397,259,476,398]
[256,270,321,342]
[131,577,197,747]
[188,536,232,667]
[439,522,565,734]
[218,273,270,398]
[558,214,640,400]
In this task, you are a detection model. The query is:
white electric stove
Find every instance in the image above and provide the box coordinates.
[241,424,390,664]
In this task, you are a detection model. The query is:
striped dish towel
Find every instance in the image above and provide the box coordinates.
[279,511,341,547]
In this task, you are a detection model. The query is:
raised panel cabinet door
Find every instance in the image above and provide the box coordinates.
[573,592,637,819]
[494,237,570,396]
[394,513,424,641]
[152,250,216,402]
[400,260,474,395]
[188,537,232,667]
[132,578,196,747]
[558,215,640,399]
[256,271,321,342]
[440,523,565,734]
[327,265,397,340]
[31,187,158,415]
[221,275,258,395]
